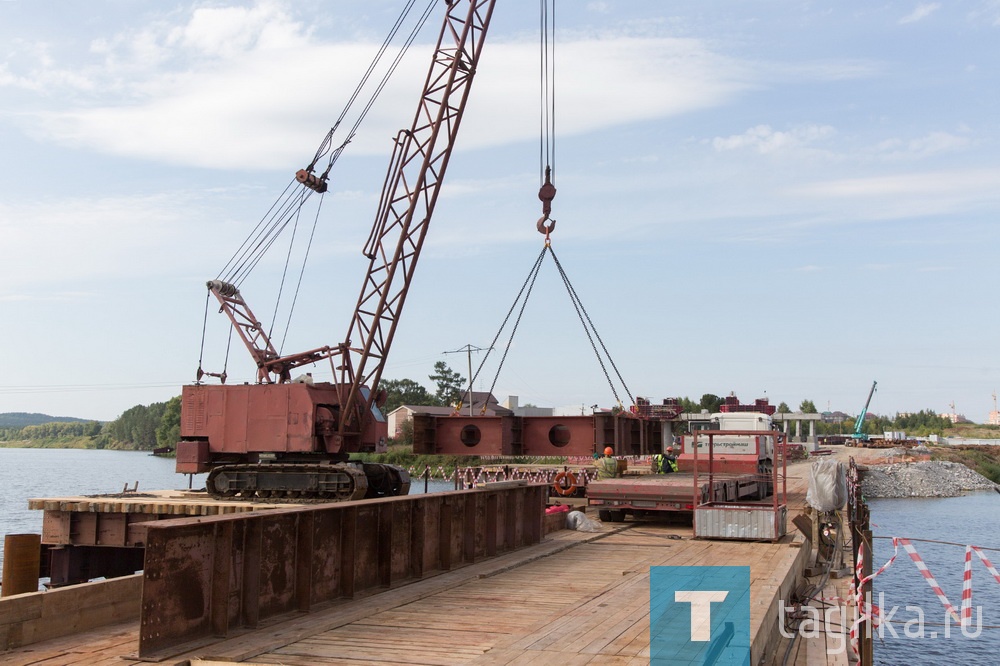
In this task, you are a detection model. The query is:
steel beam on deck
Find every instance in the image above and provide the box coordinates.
[136,483,546,659]
[412,413,667,457]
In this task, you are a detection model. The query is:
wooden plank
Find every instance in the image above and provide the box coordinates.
[4,458,827,666]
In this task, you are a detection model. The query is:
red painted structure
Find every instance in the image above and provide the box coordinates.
[176,0,499,496]
[177,383,388,474]
[412,411,675,457]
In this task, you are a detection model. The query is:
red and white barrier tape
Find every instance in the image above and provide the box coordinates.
[971,546,1000,585]
[848,538,902,654]
[962,545,973,626]
[898,537,962,625]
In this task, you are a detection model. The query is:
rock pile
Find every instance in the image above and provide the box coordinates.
[861,461,999,498]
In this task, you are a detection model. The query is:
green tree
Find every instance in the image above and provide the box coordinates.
[777,402,791,414]
[429,361,465,406]
[156,396,181,449]
[380,378,438,415]
[99,401,169,450]
[678,397,702,413]
[393,418,415,448]
[699,394,723,413]
[799,399,817,414]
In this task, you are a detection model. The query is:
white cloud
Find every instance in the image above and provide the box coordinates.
[872,131,970,160]
[0,192,223,293]
[789,168,1000,198]
[711,124,835,154]
[5,0,756,171]
[165,2,307,58]
[27,35,749,169]
[784,168,1000,221]
[899,3,941,24]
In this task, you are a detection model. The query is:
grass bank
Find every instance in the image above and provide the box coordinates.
[0,437,96,449]
[931,445,1000,484]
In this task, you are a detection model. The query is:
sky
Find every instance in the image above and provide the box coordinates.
[1,0,998,423]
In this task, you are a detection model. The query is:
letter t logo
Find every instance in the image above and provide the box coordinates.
[674,590,729,641]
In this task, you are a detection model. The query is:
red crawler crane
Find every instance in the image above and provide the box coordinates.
[176,0,498,500]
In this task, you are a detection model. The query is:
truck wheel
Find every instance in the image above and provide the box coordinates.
[601,509,626,523]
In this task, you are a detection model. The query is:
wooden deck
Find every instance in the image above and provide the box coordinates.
[2,455,862,665]
[2,524,809,665]
[27,489,303,516]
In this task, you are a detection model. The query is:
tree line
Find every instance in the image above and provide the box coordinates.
[381,361,466,414]
[0,420,102,441]
[0,397,181,451]
[0,379,960,450]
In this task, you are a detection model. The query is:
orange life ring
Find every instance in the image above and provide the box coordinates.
[552,471,578,497]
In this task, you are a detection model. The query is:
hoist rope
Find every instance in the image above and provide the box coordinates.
[215,179,301,285]
[538,0,556,182]
[278,195,325,355]
[467,246,548,411]
[214,0,437,289]
[218,185,311,286]
[269,200,304,342]
[549,246,633,406]
[468,245,632,412]
[196,289,211,379]
[310,0,436,178]
[196,289,235,381]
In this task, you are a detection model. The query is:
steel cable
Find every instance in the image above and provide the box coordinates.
[466,246,547,406]
[549,247,634,405]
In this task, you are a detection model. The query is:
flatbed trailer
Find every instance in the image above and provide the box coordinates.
[586,471,762,522]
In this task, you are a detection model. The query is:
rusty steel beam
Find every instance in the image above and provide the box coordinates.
[136,483,546,659]
[412,413,670,457]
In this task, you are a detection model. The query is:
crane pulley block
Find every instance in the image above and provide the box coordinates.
[295,169,328,193]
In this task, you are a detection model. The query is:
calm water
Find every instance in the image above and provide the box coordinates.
[870,493,1000,665]
[0,447,206,574]
[0,447,453,575]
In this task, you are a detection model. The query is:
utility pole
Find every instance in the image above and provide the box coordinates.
[443,344,489,417]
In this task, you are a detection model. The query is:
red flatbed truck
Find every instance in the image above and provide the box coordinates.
[586,412,779,522]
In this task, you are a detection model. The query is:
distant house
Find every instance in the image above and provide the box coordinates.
[821,411,851,423]
[502,395,553,417]
[386,391,513,437]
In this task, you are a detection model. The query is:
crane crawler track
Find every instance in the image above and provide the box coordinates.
[206,462,410,502]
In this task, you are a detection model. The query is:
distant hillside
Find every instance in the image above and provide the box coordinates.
[0,412,92,428]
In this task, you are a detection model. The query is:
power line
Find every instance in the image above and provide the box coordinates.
[0,382,190,395]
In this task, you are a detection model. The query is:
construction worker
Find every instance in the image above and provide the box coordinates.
[595,446,621,480]
[664,446,679,473]
[652,447,679,474]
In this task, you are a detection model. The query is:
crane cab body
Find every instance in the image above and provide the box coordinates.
[176,383,387,475]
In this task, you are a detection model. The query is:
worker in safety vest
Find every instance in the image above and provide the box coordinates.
[652,447,679,474]
[595,447,621,479]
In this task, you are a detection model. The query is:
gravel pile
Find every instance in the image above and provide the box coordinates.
[861,461,999,498]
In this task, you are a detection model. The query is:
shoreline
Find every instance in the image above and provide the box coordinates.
[860,459,999,498]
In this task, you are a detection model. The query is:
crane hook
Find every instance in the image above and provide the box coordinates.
[536,165,557,242]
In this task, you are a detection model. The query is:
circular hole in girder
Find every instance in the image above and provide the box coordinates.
[460,425,482,447]
[548,424,571,447]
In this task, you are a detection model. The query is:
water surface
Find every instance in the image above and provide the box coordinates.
[870,493,1000,665]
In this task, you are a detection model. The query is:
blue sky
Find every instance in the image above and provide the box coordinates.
[1,1,998,423]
